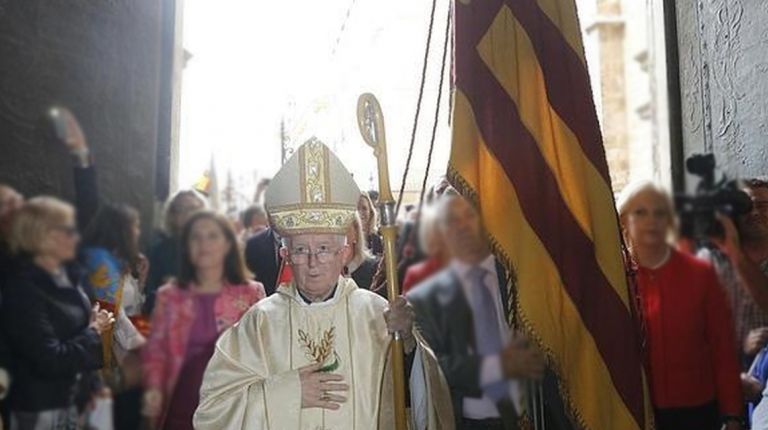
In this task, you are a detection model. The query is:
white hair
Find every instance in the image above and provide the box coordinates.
[616,180,678,244]
[616,180,675,220]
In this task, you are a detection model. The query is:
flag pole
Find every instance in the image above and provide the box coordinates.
[356,93,408,430]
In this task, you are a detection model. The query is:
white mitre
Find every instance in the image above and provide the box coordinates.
[264,137,360,237]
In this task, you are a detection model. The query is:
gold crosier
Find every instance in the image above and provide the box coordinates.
[356,93,408,430]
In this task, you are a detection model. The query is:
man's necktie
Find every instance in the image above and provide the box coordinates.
[468,266,508,401]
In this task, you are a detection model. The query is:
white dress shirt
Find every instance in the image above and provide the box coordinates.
[452,255,522,420]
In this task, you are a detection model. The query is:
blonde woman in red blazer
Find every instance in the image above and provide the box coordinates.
[618,182,742,430]
[141,211,264,429]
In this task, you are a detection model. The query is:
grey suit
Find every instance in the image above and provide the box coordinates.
[407,263,574,430]
[407,264,518,430]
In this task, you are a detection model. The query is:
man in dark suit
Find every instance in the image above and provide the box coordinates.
[244,227,283,296]
[408,190,546,430]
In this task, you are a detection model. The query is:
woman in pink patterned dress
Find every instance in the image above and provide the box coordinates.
[141,211,264,429]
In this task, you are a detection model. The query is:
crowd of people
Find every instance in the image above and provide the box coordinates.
[0,108,767,430]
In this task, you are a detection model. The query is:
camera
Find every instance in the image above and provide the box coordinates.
[675,154,752,240]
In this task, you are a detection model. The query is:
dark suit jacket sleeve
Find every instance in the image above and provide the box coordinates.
[2,280,103,377]
[73,166,99,230]
[409,288,482,396]
[244,235,259,276]
[143,242,162,314]
[351,258,378,290]
[245,231,280,295]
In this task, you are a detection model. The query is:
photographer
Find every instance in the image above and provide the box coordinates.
[676,155,768,368]
[708,179,768,359]
[706,179,768,425]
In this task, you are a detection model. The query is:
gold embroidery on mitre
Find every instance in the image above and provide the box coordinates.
[267,137,360,236]
[270,205,356,235]
[302,138,328,204]
[298,326,340,372]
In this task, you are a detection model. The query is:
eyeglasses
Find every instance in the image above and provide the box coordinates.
[52,225,79,237]
[288,246,345,265]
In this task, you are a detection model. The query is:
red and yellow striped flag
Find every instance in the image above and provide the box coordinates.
[448,1,652,429]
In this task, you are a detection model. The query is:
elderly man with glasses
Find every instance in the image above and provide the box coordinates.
[194,139,453,430]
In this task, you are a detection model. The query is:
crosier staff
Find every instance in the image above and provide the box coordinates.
[356,93,408,430]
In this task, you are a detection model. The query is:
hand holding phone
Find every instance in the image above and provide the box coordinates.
[47,106,88,152]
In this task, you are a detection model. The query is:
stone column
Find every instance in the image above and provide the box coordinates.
[589,0,631,192]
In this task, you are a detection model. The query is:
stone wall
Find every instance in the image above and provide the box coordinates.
[594,0,630,192]
[0,0,169,240]
[579,0,672,193]
[677,0,768,186]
